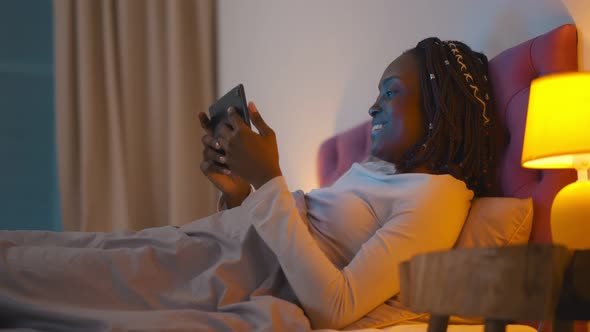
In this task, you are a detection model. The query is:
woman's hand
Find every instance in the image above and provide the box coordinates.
[216,102,282,189]
[198,112,251,208]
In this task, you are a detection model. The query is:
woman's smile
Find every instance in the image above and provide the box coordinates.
[371,123,385,133]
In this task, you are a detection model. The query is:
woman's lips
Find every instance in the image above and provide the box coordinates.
[372,123,384,132]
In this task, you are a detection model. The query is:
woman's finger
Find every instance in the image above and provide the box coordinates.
[248,102,274,137]
[227,107,248,133]
[198,112,213,135]
[217,120,233,138]
[215,132,231,152]
[203,146,227,164]
[201,134,221,151]
[200,160,231,176]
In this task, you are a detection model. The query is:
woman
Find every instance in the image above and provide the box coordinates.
[0,38,498,331]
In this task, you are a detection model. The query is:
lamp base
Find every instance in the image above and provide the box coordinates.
[551,180,590,249]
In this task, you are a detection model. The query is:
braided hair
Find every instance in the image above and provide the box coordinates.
[399,38,500,197]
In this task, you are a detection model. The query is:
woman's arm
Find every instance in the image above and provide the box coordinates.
[242,176,470,329]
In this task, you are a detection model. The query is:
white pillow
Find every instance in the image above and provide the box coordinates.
[454,197,533,248]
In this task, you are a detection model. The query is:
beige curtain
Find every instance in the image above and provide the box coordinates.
[53,0,217,231]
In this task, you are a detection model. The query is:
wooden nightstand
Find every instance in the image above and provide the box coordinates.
[399,244,590,332]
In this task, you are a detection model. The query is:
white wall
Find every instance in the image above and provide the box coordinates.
[217,0,581,192]
[563,0,590,70]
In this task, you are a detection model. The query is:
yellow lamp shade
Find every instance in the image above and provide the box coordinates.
[522,72,590,169]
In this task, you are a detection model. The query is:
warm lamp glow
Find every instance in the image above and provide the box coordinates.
[523,72,590,250]
[551,181,590,249]
[522,73,590,170]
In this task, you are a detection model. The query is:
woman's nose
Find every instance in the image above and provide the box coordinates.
[368,106,381,117]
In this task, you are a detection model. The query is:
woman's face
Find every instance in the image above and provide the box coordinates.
[369,53,426,164]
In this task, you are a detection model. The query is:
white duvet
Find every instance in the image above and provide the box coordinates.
[0,205,310,331]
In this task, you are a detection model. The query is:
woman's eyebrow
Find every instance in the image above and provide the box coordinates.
[379,76,401,90]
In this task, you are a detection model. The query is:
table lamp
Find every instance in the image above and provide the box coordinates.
[522,72,590,250]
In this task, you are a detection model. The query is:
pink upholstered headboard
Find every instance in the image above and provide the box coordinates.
[317,24,578,244]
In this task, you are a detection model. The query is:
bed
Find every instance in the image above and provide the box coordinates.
[317,24,578,332]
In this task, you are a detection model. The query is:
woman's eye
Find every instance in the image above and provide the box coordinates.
[385,90,397,97]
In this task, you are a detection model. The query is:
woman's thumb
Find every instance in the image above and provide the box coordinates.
[248,102,274,136]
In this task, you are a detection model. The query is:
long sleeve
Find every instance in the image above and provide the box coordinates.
[241,176,471,329]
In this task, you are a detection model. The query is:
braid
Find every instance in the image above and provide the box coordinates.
[400,38,499,196]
